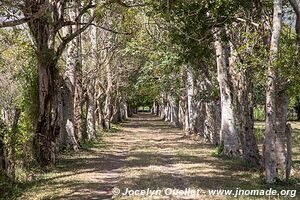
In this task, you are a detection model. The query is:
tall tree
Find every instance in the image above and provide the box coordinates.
[86,6,97,140]
[264,0,283,183]
[7,108,21,180]
[61,1,81,150]
[226,3,261,166]
[186,65,196,134]
[0,0,95,167]
[214,29,240,156]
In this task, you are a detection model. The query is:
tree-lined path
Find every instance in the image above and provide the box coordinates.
[15,113,298,200]
[2,1,300,198]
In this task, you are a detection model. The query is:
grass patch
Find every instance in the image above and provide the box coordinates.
[211,144,224,158]
[0,172,39,200]
[81,137,106,150]
[224,157,261,171]
[254,125,265,143]
[81,131,107,150]
[101,123,122,133]
[211,144,261,171]
[254,106,265,121]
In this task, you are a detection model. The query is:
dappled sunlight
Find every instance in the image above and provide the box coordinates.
[15,113,300,200]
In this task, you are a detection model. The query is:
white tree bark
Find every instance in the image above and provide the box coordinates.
[87,78,96,140]
[170,93,180,128]
[214,29,239,156]
[164,94,170,121]
[275,93,289,174]
[73,2,84,145]
[178,100,185,128]
[86,16,97,140]
[120,97,128,120]
[184,100,190,134]
[264,0,283,183]
[186,65,196,134]
[61,2,81,150]
[104,62,113,130]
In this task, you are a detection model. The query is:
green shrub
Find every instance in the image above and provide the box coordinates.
[254,106,265,121]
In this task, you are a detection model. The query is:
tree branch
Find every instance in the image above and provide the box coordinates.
[112,0,146,8]
[0,3,50,28]
[76,1,96,21]
[235,17,259,28]
[62,21,132,35]
[289,0,300,15]
[55,15,95,61]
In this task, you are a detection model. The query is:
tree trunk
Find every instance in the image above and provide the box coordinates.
[186,65,196,134]
[178,101,184,127]
[104,63,113,130]
[7,108,21,180]
[26,5,59,166]
[74,10,84,145]
[264,0,283,183]
[295,100,300,121]
[201,68,219,145]
[228,38,260,164]
[165,95,171,122]
[33,57,59,168]
[195,101,206,137]
[86,11,98,140]
[214,29,240,156]
[285,123,292,181]
[275,93,289,175]
[56,87,63,152]
[61,3,81,150]
[159,94,166,119]
[228,23,261,166]
[111,97,122,123]
[0,121,7,173]
[23,1,92,167]
[152,101,156,114]
[127,106,132,117]
[205,102,219,145]
[238,70,260,166]
[161,104,166,119]
[74,71,83,143]
[164,95,170,121]
[87,78,96,140]
[97,99,105,129]
[184,99,190,134]
[170,94,180,128]
[167,102,171,121]
[120,98,128,120]
[0,108,9,173]
[215,98,221,141]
